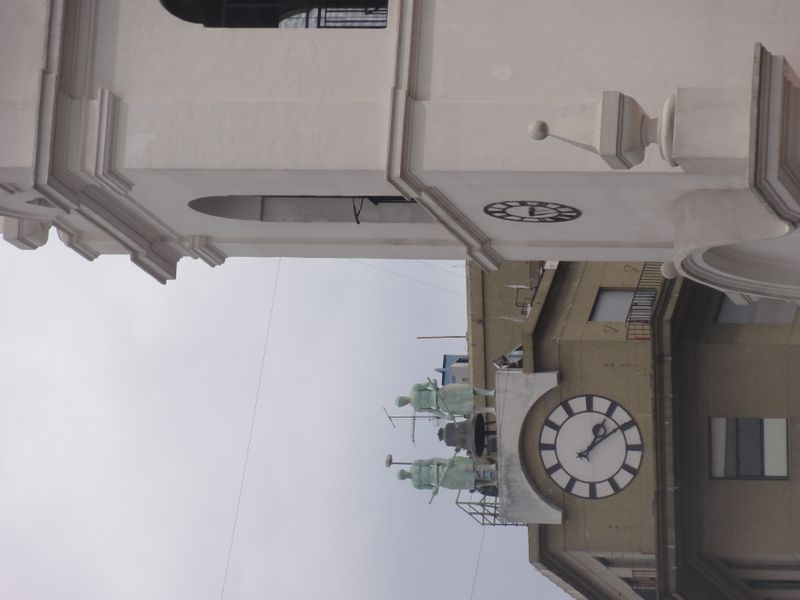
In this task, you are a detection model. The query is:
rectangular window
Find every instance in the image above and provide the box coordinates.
[589,289,635,322]
[715,297,797,324]
[710,417,789,478]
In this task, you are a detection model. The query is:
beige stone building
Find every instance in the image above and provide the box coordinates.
[469,260,800,600]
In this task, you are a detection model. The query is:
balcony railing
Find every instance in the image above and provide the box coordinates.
[218,1,389,28]
[162,0,388,28]
[455,490,523,527]
[280,6,388,28]
[625,262,665,341]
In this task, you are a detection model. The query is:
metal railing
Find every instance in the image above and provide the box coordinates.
[218,1,389,28]
[280,6,388,27]
[455,490,523,527]
[625,262,664,341]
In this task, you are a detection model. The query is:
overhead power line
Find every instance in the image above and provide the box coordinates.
[219,257,283,600]
[350,259,465,298]
[468,527,487,600]
[415,260,467,279]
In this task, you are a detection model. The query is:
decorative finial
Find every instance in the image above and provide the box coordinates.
[528,120,550,141]
[527,92,678,170]
[660,262,678,280]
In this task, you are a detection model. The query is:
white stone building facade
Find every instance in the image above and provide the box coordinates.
[5,0,800,298]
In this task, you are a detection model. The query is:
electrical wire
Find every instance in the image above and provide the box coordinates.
[415,260,467,279]
[468,527,487,600]
[350,259,465,298]
[219,257,282,600]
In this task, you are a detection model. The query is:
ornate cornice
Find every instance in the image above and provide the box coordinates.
[672,184,798,301]
[92,89,134,196]
[24,0,229,282]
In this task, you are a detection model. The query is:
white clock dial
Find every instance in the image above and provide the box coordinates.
[538,395,643,499]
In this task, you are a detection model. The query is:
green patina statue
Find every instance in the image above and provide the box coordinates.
[395,379,495,420]
[397,456,495,502]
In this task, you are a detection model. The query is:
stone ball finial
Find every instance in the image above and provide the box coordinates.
[528,120,550,141]
[660,262,679,280]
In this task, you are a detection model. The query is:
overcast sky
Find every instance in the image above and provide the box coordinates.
[0,239,569,600]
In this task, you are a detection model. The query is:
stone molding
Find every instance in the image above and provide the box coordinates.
[673,187,796,300]
[751,43,800,225]
[386,0,502,271]
[19,0,229,282]
[671,45,800,301]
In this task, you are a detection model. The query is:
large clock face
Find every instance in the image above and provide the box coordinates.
[538,395,643,499]
[483,201,581,223]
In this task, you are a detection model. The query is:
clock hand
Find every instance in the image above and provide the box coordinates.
[578,421,622,460]
[577,420,608,459]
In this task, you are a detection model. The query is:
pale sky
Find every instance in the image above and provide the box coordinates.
[0,239,569,600]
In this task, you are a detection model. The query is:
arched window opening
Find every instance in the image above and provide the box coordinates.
[160,1,388,28]
[189,195,435,224]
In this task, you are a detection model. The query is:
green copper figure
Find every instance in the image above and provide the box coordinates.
[395,379,495,420]
[396,456,495,502]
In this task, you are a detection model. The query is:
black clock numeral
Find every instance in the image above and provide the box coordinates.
[609,477,621,493]
[585,395,593,412]
[544,418,560,432]
[605,400,618,418]
[626,443,643,452]
[539,443,556,451]
[621,463,638,476]
[565,477,577,494]
[546,463,562,475]
[619,420,635,432]
[562,402,575,417]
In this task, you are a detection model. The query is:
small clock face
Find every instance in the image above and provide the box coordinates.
[483,201,581,223]
[539,395,643,499]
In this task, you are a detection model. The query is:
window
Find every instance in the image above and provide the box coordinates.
[715,296,797,324]
[188,195,435,224]
[710,417,789,478]
[160,0,388,29]
[589,289,635,322]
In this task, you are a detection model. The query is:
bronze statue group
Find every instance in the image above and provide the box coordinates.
[389,379,497,503]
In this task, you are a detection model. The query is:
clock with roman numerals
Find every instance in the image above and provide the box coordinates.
[538,395,643,499]
[483,201,581,223]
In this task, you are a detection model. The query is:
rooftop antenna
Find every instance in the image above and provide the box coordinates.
[383,407,435,446]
